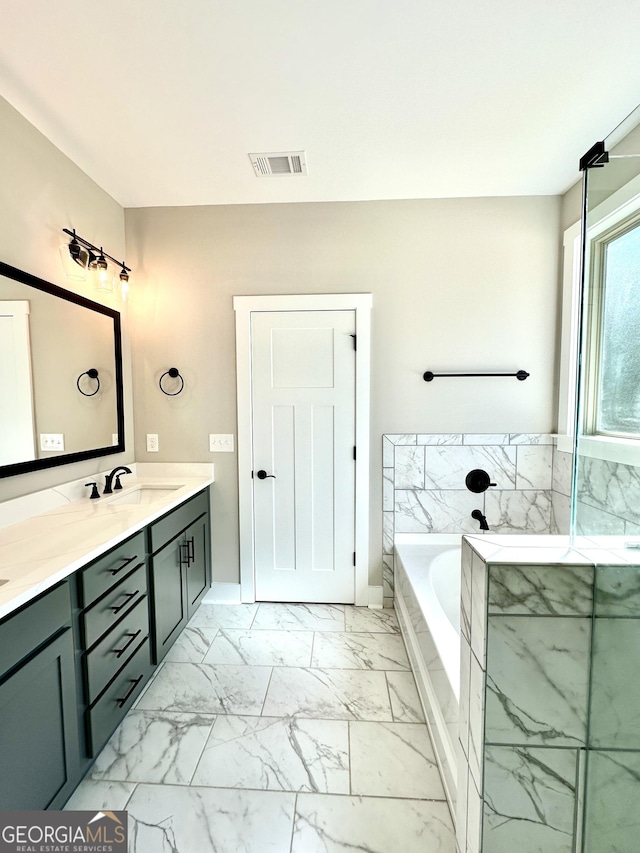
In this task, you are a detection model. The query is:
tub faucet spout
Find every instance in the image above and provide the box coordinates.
[471,509,489,531]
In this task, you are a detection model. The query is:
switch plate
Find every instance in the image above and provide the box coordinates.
[40,433,64,451]
[209,434,234,452]
[112,434,119,446]
[147,433,159,452]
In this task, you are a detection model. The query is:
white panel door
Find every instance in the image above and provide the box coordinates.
[251,310,356,602]
[0,301,36,466]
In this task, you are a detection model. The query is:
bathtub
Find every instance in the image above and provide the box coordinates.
[394,533,461,815]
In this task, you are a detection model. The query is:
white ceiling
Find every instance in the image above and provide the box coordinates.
[2,0,640,208]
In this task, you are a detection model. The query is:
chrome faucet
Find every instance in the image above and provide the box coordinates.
[103,465,132,494]
[471,509,489,531]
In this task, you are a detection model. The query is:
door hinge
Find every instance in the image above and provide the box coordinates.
[353,552,356,566]
[353,446,356,461]
[350,334,357,351]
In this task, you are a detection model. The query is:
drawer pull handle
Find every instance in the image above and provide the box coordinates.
[112,630,142,658]
[116,675,144,708]
[109,556,139,577]
[109,590,140,615]
[187,536,195,563]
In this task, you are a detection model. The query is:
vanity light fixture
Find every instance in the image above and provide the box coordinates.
[61,228,131,300]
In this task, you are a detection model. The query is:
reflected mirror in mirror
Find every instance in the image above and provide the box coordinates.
[0,261,124,477]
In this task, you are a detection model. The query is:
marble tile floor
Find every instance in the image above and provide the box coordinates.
[66,602,455,853]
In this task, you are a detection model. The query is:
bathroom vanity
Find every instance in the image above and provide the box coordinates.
[0,475,212,810]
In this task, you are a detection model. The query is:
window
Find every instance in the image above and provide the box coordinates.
[586,216,640,439]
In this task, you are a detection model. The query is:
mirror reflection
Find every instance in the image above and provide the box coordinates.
[0,262,123,475]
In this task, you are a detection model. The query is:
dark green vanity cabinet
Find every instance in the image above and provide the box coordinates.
[0,581,82,809]
[149,489,211,663]
[77,530,153,757]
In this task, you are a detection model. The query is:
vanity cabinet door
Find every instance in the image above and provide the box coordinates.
[150,536,188,663]
[185,513,211,618]
[0,628,80,810]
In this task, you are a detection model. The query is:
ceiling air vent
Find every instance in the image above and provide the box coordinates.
[249,151,307,177]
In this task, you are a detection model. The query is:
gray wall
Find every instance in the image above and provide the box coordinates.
[0,95,134,502]
[126,197,561,586]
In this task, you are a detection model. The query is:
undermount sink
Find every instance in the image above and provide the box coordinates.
[105,485,182,506]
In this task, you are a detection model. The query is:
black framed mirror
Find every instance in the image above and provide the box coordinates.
[0,260,124,478]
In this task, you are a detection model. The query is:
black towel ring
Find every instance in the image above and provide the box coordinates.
[159,367,184,396]
[77,368,100,397]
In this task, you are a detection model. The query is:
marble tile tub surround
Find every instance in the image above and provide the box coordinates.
[0,463,214,620]
[383,433,554,605]
[66,601,456,853]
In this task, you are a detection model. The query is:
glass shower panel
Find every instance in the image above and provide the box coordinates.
[572,102,640,538]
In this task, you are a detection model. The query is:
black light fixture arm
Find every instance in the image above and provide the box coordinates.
[423,370,529,382]
[62,228,131,273]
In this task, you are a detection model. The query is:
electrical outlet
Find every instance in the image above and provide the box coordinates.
[209,434,234,452]
[147,433,159,452]
[40,433,64,451]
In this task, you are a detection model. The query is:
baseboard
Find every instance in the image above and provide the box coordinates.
[368,585,383,609]
[202,582,242,603]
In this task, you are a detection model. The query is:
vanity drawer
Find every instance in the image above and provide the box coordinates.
[149,489,208,554]
[85,596,150,704]
[86,636,152,757]
[79,531,146,608]
[82,563,148,650]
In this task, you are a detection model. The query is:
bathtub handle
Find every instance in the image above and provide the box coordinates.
[465,469,496,493]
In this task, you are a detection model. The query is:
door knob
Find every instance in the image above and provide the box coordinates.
[256,469,276,479]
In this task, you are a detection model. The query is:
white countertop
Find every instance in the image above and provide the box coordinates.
[0,469,214,621]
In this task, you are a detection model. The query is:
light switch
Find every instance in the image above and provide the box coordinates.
[40,433,64,451]
[209,434,234,452]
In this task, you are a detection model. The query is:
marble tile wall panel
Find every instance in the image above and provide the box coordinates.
[552,449,572,497]
[577,456,640,526]
[483,746,578,853]
[424,446,517,490]
[383,468,394,510]
[383,510,394,553]
[484,489,552,533]
[550,491,571,535]
[509,434,554,445]
[487,563,594,616]
[459,636,471,760]
[463,434,510,445]
[461,540,473,642]
[575,500,626,535]
[595,564,640,616]
[470,550,488,666]
[394,445,426,489]
[383,554,394,600]
[515,445,553,490]
[485,616,590,747]
[395,489,481,534]
[590,618,640,749]
[382,435,394,467]
[583,750,640,853]
[466,771,483,853]
[468,652,485,790]
[455,759,469,853]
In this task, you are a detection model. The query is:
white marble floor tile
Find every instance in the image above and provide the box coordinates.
[252,602,345,631]
[350,721,446,799]
[311,631,410,670]
[202,628,314,667]
[136,662,272,715]
[344,605,400,633]
[127,784,296,853]
[263,667,393,720]
[89,710,214,785]
[187,602,258,629]
[64,779,135,811]
[292,794,455,853]
[386,671,425,722]
[163,626,219,663]
[191,715,349,793]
